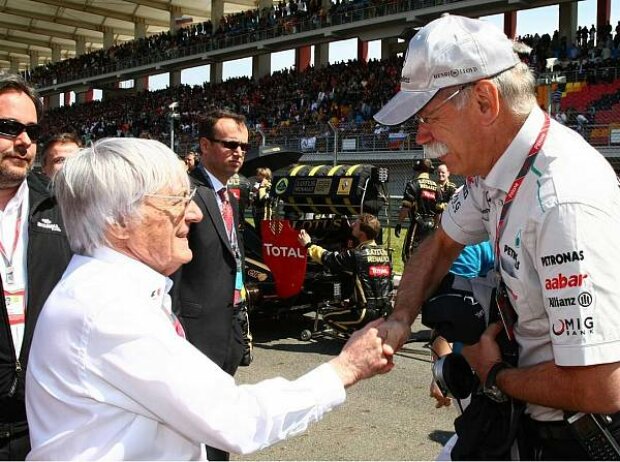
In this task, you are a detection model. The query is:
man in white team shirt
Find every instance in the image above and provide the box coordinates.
[0,71,71,460]
[374,14,620,460]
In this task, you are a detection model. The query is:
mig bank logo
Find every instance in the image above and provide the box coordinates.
[552,317,594,336]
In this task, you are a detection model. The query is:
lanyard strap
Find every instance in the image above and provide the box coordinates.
[0,202,24,272]
[494,113,550,266]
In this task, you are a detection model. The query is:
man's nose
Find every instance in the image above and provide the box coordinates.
[14,129,34,148]
[415,124,433,147]
[185,200,203,223]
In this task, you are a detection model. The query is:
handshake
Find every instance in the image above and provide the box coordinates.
[329,318,413,387]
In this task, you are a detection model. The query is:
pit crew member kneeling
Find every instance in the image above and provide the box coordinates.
[298,214,393,333]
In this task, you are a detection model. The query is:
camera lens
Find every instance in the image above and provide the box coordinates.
[432,353,475,399]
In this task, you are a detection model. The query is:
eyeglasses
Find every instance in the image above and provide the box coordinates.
[145,187,197,211]
[413,85,469,126]
[208,138,250,153]
[0,119,41,141]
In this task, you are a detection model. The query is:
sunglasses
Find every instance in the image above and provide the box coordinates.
[0,119,42,141]
[208,138,250,153]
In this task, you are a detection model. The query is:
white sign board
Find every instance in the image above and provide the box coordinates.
[342,138,357,151]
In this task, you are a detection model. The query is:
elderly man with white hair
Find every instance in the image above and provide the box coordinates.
[375,13,620,461]
[25,137,393,461]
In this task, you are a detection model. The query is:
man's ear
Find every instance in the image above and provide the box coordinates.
[472,80,500,126]
[199,137,210,154]
[106,217,131,241]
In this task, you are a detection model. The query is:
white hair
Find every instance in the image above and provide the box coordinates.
[453,62,537,117]
[54,137,189,255]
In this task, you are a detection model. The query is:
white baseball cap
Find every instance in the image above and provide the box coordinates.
[374,14,520,126]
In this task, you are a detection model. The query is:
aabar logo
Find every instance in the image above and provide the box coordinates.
[544,273,588,290]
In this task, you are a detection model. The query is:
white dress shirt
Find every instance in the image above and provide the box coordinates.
[442,107,620,421]
[26,247,345,460]
[0,180,29,354]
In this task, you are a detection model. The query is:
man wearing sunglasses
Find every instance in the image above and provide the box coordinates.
[374,15,620,461]
[172,109,250,462]
[0,72,72,460]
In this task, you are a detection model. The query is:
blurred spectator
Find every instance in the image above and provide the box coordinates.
[184,151,197,172]
[40,132,82,180]
[576,113,589,136]
[250,167,272,230]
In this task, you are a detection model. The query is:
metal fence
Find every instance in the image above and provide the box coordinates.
[253,120,620,157]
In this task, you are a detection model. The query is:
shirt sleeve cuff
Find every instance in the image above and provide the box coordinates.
[553,341,620,367]
[441,211,485,246]
[297,363,346,408]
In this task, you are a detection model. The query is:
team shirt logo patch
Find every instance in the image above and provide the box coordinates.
[544,273,588,290]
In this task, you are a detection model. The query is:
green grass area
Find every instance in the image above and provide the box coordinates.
[383,226,405,275]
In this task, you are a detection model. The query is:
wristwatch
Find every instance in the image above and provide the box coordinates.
[304,241,312,249]
[483,362,512,403]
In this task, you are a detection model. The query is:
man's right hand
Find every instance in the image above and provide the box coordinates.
[430,380,452,408]
[376,318,411,354]
[298,229,311,247]
[329,319,394,388]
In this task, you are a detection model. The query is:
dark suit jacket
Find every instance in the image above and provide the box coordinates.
[172,167,245,376]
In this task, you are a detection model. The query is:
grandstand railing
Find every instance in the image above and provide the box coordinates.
[256,122,620,155]
[539,66,620,85]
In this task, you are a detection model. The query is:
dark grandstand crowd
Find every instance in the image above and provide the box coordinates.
[519,20,620,77]
[26,0,399,87]
[21,0,620,89]
[40,56,403,149]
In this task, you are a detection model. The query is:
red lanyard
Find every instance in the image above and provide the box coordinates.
[0,202,23,286]
[494,113,550,264]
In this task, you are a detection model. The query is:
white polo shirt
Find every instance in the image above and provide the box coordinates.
[442,107,620,421]
[26,247,345,460]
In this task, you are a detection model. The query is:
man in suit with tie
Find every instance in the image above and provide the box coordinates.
[172,109,250,461]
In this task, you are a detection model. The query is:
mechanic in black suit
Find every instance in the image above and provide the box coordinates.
[172,109,250,461]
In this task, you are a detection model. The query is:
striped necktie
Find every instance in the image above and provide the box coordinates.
[218,187,234,240]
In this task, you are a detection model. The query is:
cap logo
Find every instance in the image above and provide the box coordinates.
[401,76,410,83]
[433,66,479,80]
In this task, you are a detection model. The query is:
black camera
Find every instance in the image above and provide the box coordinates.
[423,292,486,400]
[432,353,476,399]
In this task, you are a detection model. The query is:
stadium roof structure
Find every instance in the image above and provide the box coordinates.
[0,0,256,71]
